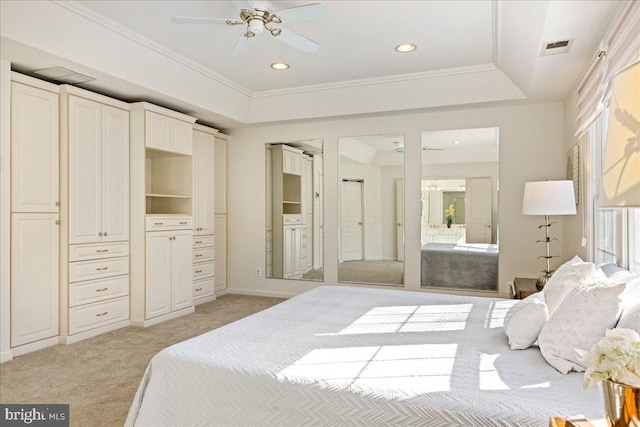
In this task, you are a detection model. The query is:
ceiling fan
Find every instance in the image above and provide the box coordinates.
[171,1,328,56]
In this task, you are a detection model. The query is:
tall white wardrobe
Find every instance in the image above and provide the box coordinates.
[9,73,60,356]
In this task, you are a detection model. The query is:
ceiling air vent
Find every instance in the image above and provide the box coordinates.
[540,39,574,56]
[33,66,95,84]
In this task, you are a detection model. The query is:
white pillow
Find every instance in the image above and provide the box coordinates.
[538,273,625,374]
[618,277,640,332]
[543,260,594,316]
[504,293,548,350]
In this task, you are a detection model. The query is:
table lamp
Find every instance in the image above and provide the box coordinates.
[522,180,577,290]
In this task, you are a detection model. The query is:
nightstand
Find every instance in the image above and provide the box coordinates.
[513,277,539,300]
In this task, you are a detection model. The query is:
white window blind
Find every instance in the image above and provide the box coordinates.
[575,1,640,137]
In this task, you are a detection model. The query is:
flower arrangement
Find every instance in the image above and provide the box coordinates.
[582,328,640,389]
[445,204,455,228]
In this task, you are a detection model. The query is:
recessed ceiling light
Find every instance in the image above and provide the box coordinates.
[270,62,289,70]
[452,140,462,144]
[395,44,417,53]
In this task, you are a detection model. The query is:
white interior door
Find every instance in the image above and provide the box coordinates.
[465,177,493,243]
[340,179,364,261]
[396,180,404,261]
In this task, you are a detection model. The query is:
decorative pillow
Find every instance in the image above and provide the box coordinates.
[543,260,595,316]
[538,274,625,374]
[617,277,640,331]
[504,292,548,350]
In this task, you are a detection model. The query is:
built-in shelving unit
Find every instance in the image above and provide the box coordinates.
[145,147,192,215]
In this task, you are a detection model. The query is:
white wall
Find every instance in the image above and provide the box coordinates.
[227,102,565,299]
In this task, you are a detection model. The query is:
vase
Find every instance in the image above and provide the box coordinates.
[446,218,452,228]
[601,379,640,427]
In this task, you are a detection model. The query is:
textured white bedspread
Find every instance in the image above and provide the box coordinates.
[126,286,602,426]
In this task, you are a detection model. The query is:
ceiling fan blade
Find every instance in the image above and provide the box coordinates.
[231,33,254,56]
[232,0,254,11]
[274,3,328,23]
[275,28,319,53]
[171,16,233,25]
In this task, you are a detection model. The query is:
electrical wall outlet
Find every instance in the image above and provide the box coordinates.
[255,268,262,277]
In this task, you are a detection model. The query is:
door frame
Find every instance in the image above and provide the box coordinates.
[339,176,365,263]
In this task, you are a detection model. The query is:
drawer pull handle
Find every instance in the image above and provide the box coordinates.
[195,254,203,258]
[195,241,203,244]
[154,222,164,225]
[96,249,109,253]
[96,288,108,292]
[195,288,203,292]
[96,312,108,317]
[195,270,203,273]
[180,222,188,225]
[96,267,108,271]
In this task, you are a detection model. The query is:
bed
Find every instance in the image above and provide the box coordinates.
[126,286,602,426]
[421,242,499,290]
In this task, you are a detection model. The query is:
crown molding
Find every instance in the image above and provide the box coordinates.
[252,63,499,98]
[52,0,253,98]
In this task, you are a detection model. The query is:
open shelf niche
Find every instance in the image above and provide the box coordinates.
[145,148,192,215]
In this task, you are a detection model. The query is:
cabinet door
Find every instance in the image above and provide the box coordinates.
[11,213,59,347]
[197,133,215,235]
[214,214,227,292]
[191,133,200,234]
[214,138,227,214]
[171,230,193,311]
[68,95,102,244]
[145,111,171,152]
[293,226,302,275]
[145,231,172,319]
[283,226,294,278]
[11,82,59,213]
[172,120,192,155]
[101,105,129,242]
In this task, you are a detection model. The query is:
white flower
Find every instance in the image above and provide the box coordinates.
[583,328,640,389]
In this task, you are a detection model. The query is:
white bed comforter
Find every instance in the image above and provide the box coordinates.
[126,286,602,426]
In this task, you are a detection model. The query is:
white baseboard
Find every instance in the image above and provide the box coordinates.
[228,288,295,299]
[364,257,383,261]
[215,290,228,297]
[0,350,13,363]
[193,294,216,305]
[60,320,130,345]
[11,336,59,357]
[130,306,195,328]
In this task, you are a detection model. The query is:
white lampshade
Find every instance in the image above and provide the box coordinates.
[600,61,640,208]
[522,181,577,215]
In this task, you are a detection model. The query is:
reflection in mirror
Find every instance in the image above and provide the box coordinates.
[266,140,323,281]
[338,134,404,286]
[421,127,499,291]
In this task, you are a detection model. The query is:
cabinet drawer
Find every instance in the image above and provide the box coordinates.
[193,247,214,263]
[193,261,214,279]
[283,215,302,224]
[69,242,129,262]
[193,235,214,248]
[193,277,214,298]
[301,245,308,257]
[69,257,129,283]
[146,216,192,231]
[70,275,129,307]
[69,296,129,335]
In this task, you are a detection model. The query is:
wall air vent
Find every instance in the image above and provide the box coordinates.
[33,66,95,84]
[540,39,574,56]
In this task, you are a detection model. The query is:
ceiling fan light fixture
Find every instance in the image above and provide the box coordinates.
[395,44,417,53]
[452,140,462,144]
[248,18,264,34]
[271,62,290,70]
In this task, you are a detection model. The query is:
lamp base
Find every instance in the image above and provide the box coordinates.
[536,273,552,291]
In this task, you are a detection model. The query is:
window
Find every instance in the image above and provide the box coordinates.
[586,111,639,271]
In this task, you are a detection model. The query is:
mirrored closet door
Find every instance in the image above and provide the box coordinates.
[420,127,499,291]
[265,140,323,281]
[338,134,404,286]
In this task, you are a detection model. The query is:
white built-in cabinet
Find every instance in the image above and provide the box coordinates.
[214,133,228,294]
[59,85,131,343]
[9,74,60,354]
[130,102,197,327]
[192,125,218,304]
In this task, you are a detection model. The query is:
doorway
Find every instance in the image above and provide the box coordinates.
[340,179,364,261]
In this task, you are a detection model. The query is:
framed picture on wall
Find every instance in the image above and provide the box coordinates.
[566,145,579,205]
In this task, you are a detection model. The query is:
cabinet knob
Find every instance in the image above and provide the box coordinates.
[104,232,108,237]
[99,232,103,237]
[154,222,164,226]
[55,220,60,225]
[55,201,60,206]
[96,249,108,253]
[180,222,188,225]
[195,254,202,258]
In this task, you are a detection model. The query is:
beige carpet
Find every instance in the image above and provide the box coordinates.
[303,260,404,285]
[0,294,285,427]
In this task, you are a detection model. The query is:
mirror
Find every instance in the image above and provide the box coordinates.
[338,134,404,285]
[421,127,499,291]
[266,140,323,281]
